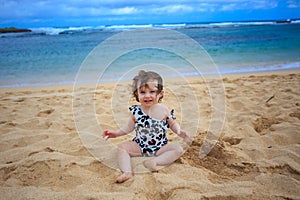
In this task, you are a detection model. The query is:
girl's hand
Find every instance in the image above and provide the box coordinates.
[179,130,192,145]
[102,130,118,140]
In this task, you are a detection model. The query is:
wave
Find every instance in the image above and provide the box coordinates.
[219,62,300,75]
[105,24,153,30]
[186,19,299,28]
[29,24,154,35]
[291,19,300,24]
[154,23,186,28]
[30,26,95,35]
[1,19,299,37]
[29,23,187,34]
[206,21,276,27]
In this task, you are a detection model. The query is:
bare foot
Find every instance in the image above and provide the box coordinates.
[143,159,158,172]
[115,172,132,183]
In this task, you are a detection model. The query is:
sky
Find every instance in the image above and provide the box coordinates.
[1,0,300,28]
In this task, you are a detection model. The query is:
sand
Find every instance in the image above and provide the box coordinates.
[0,70,299,199]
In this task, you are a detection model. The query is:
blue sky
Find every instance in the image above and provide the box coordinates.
[1,0,300,27]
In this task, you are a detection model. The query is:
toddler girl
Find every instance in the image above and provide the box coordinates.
[103,70,191,183]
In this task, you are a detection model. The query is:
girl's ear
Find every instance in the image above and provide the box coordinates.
[158,90,164,101]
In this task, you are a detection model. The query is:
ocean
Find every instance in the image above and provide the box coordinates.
[1,20,300,88]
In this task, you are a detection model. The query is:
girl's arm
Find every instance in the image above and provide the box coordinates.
[103,114,135,139]
[168,116,192,145]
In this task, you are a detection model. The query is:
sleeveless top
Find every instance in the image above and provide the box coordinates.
[129,105,176,156]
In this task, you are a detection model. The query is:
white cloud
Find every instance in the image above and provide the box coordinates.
[111,7,139,15]
[220,1,278,11]
[220,3,238,11]
[153,4,194,14]
[287,0,300,8]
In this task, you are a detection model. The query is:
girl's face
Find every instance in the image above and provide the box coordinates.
[137,79,163,108]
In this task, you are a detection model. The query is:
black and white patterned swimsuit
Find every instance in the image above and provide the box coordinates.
[129,105,176,157]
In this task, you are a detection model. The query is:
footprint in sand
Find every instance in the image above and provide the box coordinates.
[289,112,300,120]
[229,101,244,111]
[223,137,242,146]
[28,147,55,157]
[13,98,26,103]
[1,159,82,189]
[18,118,52,130]
[37,109,55,117]
[253,116,281,134]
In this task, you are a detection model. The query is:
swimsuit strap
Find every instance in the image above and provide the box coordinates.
[166,109,176,120]
[129,105,142,119]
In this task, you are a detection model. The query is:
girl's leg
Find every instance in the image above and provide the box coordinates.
[116,141,141,183]
[143,143,183,172]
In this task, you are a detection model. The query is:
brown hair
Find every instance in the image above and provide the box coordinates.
[132,70,163,102]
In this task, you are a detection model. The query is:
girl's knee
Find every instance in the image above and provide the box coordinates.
[170,143,184,156]
[176,145,184,156]
[117,141,141,156]
[117,142,129,152]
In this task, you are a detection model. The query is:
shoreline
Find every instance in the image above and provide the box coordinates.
[1,69,299,91]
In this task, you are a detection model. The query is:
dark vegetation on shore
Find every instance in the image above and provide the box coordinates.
[0,27,32,33]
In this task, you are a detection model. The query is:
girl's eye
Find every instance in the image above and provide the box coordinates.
[151,91,156,93]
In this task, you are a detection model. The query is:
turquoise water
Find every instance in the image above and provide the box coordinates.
[0,21,300,88]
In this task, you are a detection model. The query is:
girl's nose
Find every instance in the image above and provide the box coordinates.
[145,92,150,97]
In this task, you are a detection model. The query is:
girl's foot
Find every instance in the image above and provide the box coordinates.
[143,159,158,172]
[115,172,132,183]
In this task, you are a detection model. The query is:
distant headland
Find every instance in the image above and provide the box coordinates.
[0,27,32,33]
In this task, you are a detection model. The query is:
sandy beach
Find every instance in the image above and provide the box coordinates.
[0,70,299,199]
